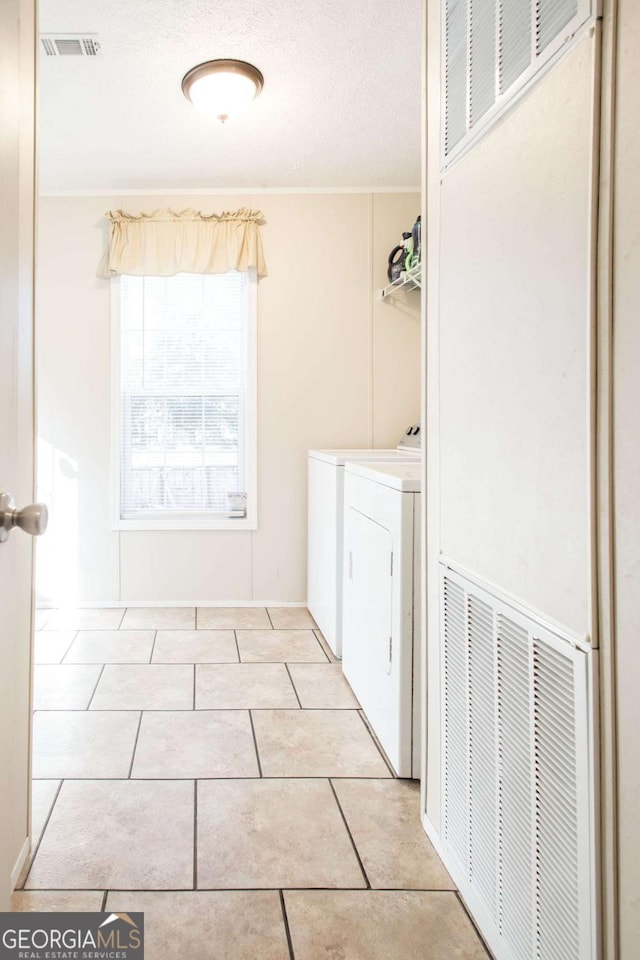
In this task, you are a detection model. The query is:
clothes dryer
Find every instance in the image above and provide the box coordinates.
[342,460,421,778]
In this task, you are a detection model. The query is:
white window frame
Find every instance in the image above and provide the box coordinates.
[441,0,596,173]
[110,270,258,531]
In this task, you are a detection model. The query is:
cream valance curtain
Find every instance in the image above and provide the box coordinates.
[98,207,268,278]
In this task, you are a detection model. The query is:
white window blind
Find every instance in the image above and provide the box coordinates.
[117,271,251,523]
[443,0,593,166]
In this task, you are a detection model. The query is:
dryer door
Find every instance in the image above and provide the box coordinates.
[346,507,393,673]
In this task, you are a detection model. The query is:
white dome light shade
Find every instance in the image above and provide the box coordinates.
[182,59,264,123]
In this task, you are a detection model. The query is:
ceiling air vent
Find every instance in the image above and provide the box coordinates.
[40,35,101,57]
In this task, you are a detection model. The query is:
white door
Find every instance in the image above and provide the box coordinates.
[345,508,394,673]
[0,0,38,908]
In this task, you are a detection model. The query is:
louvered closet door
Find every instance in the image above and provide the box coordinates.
[439,563,596,960]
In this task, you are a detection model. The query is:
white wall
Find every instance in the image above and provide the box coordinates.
[36,191,420,604]
[612,1,640,953]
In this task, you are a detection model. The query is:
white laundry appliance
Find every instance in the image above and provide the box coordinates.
[307,428,420,657]
[341,460,421,779]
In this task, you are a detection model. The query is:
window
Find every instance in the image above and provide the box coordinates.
[112,270,256,530]
[443,0,594,167]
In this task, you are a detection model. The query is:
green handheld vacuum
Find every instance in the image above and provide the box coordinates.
[387,215,421,281]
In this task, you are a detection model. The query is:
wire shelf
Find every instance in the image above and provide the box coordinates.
[378,262,422,301]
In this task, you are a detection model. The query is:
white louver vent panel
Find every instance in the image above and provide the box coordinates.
[500,0,532,92]
[470,0,496,125]
[41,35,101,57]
[444,0,469,154]
[439,562,596,960]
[442,0,593,166]
[442,576,469,868]
[468,596,497,918]
[534,640,584,960]
[537,0,578,52]
[497,616,534,960]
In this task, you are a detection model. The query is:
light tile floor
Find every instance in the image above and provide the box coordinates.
[15,606,490,960]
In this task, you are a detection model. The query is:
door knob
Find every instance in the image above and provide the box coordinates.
[0,493,48,543]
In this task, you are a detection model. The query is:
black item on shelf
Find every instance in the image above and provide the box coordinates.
[387,231,412,282]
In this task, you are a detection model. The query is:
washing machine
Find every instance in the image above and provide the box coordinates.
[307,429,420,657]
[341,460,421,779]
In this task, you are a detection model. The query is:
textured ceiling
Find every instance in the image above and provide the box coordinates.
[39,0,423,193]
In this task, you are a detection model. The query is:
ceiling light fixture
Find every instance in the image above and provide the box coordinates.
[181,59,264,124]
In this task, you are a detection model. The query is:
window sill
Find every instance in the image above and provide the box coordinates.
[112,515,257,532]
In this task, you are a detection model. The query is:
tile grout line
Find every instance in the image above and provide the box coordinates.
[192,664,196,710]
[43,627,190,633]
[328,778,371,890]
[116,608,127,630]
[279,890,296,960]
[248,710,263,777]
[24,885,459,893]
[31,706,232,712]
[193,780,198,890]
[20,778,64,889]
[35,652,328,669]
[35,657,248,668]
[233,630,241,663]
[356,710,397,778]
[284,663,303,709]
[313,629,337,664]
[42,627,135,634]
[127,712,144,779]
[23,774,414,782]
[149,630,158,664]
[59,630,79,665]
[310,629,330,663]
[101,890,108,912]
[31,707,379,715]
[38,608,55,630]
[266,608,274,629]
[86,665,106,711]
[454,891,493,958]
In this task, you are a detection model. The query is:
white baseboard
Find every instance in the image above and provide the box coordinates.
[36,599,308,609]
[421,811,450,867]
[11,836,31,891]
